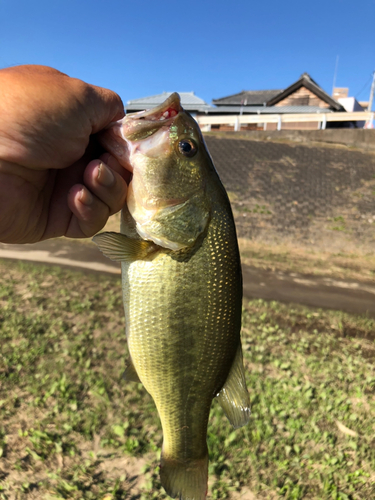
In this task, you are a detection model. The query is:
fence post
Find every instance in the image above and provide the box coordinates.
[321,114,327,130]
[277,115,282,131]
[235,116,240,132]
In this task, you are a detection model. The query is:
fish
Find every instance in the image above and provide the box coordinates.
[93,93,250,500]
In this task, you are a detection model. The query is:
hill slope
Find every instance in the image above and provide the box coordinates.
[205,135,375,253]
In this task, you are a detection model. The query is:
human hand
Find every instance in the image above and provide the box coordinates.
[0,65,128,244]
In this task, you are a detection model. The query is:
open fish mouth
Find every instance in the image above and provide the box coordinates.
[122,92,183,140]
[98,93,183,171]
[128,92,183,123]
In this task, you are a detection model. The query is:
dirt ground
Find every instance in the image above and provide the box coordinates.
[1,236,375,319]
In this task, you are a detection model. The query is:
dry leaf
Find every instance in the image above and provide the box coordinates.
[336,420,357,437]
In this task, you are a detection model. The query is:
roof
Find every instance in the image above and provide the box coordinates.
[212,89,283,106]
[267,73,344,111]
[205,105,334,114]
[212,73,345,111]
[126,92,213,113]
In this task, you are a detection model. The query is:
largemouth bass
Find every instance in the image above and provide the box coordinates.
[93,93,250,500]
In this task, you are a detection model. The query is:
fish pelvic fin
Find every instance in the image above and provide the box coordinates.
[92,232,158,262]
[160,453,208,500]
[216,344,251,429]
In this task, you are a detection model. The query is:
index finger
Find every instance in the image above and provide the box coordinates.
[76,80,125,134]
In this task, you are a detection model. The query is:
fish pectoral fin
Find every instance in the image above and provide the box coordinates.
[216,344,251,429]
[92,232,157,262]
[122,358,141,383]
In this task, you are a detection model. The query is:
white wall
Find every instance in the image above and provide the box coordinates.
[338,97,365,127]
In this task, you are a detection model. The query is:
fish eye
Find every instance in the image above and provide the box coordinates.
[178,139,197,158]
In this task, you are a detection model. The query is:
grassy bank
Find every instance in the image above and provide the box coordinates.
[71,210,375,283]
[0,260,374,499]
[238,239,375,284]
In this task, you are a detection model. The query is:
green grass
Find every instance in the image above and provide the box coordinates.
[0,260,374,499]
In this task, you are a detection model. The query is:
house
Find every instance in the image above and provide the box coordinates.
[333,87,369,111]
[125,91,212,115]
[332,87,366,128]
[124,74,368,132]
[209,73,346,130]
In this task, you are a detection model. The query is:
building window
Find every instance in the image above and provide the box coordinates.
[292,96,310,106]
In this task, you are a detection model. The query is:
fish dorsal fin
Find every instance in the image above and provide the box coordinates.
[92,232,158,262]
[122,358,141,383]
[216,344,251,429]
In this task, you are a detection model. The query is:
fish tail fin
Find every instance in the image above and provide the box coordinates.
[160,453,208,500]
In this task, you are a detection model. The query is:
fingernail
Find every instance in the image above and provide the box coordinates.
[79,188,93,205]
[97,162,115,187]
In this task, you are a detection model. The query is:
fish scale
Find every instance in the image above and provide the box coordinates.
[122,187,241,467]
[94,92,250,500]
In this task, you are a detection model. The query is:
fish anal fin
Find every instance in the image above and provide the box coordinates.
[92,232,158,262]
[122,358,141,383]
[216,344,251,429]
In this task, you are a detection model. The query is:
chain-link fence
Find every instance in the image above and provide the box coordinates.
[206,136,375,251]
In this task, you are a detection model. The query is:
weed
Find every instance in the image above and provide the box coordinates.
[0,260,374,498]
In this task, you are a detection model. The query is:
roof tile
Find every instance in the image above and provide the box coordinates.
[126,92,213,112]
[213,90,283,106]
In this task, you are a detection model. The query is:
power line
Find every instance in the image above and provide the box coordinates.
[354,73,374,99]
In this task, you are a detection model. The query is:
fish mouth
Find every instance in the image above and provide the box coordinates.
[128,92,182,123]
[122,92,183,141]
[97,93,183,172]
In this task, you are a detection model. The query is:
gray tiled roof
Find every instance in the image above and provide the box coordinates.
[125,91,336,116]
[205,105,334,114]
[126,92,213,112]
[213,90,283,106]
[212,73,344,111]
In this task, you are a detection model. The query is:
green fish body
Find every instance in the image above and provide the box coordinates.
[94,93,250,500]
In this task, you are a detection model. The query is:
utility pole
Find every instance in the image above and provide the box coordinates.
[332,55,339,96]
[364,71,375,129]
[368,70,375,112]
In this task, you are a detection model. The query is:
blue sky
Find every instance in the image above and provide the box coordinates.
[1,0,374,110]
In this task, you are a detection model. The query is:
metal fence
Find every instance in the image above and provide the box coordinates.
[205,135,375,251]
[197,111,374,131]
